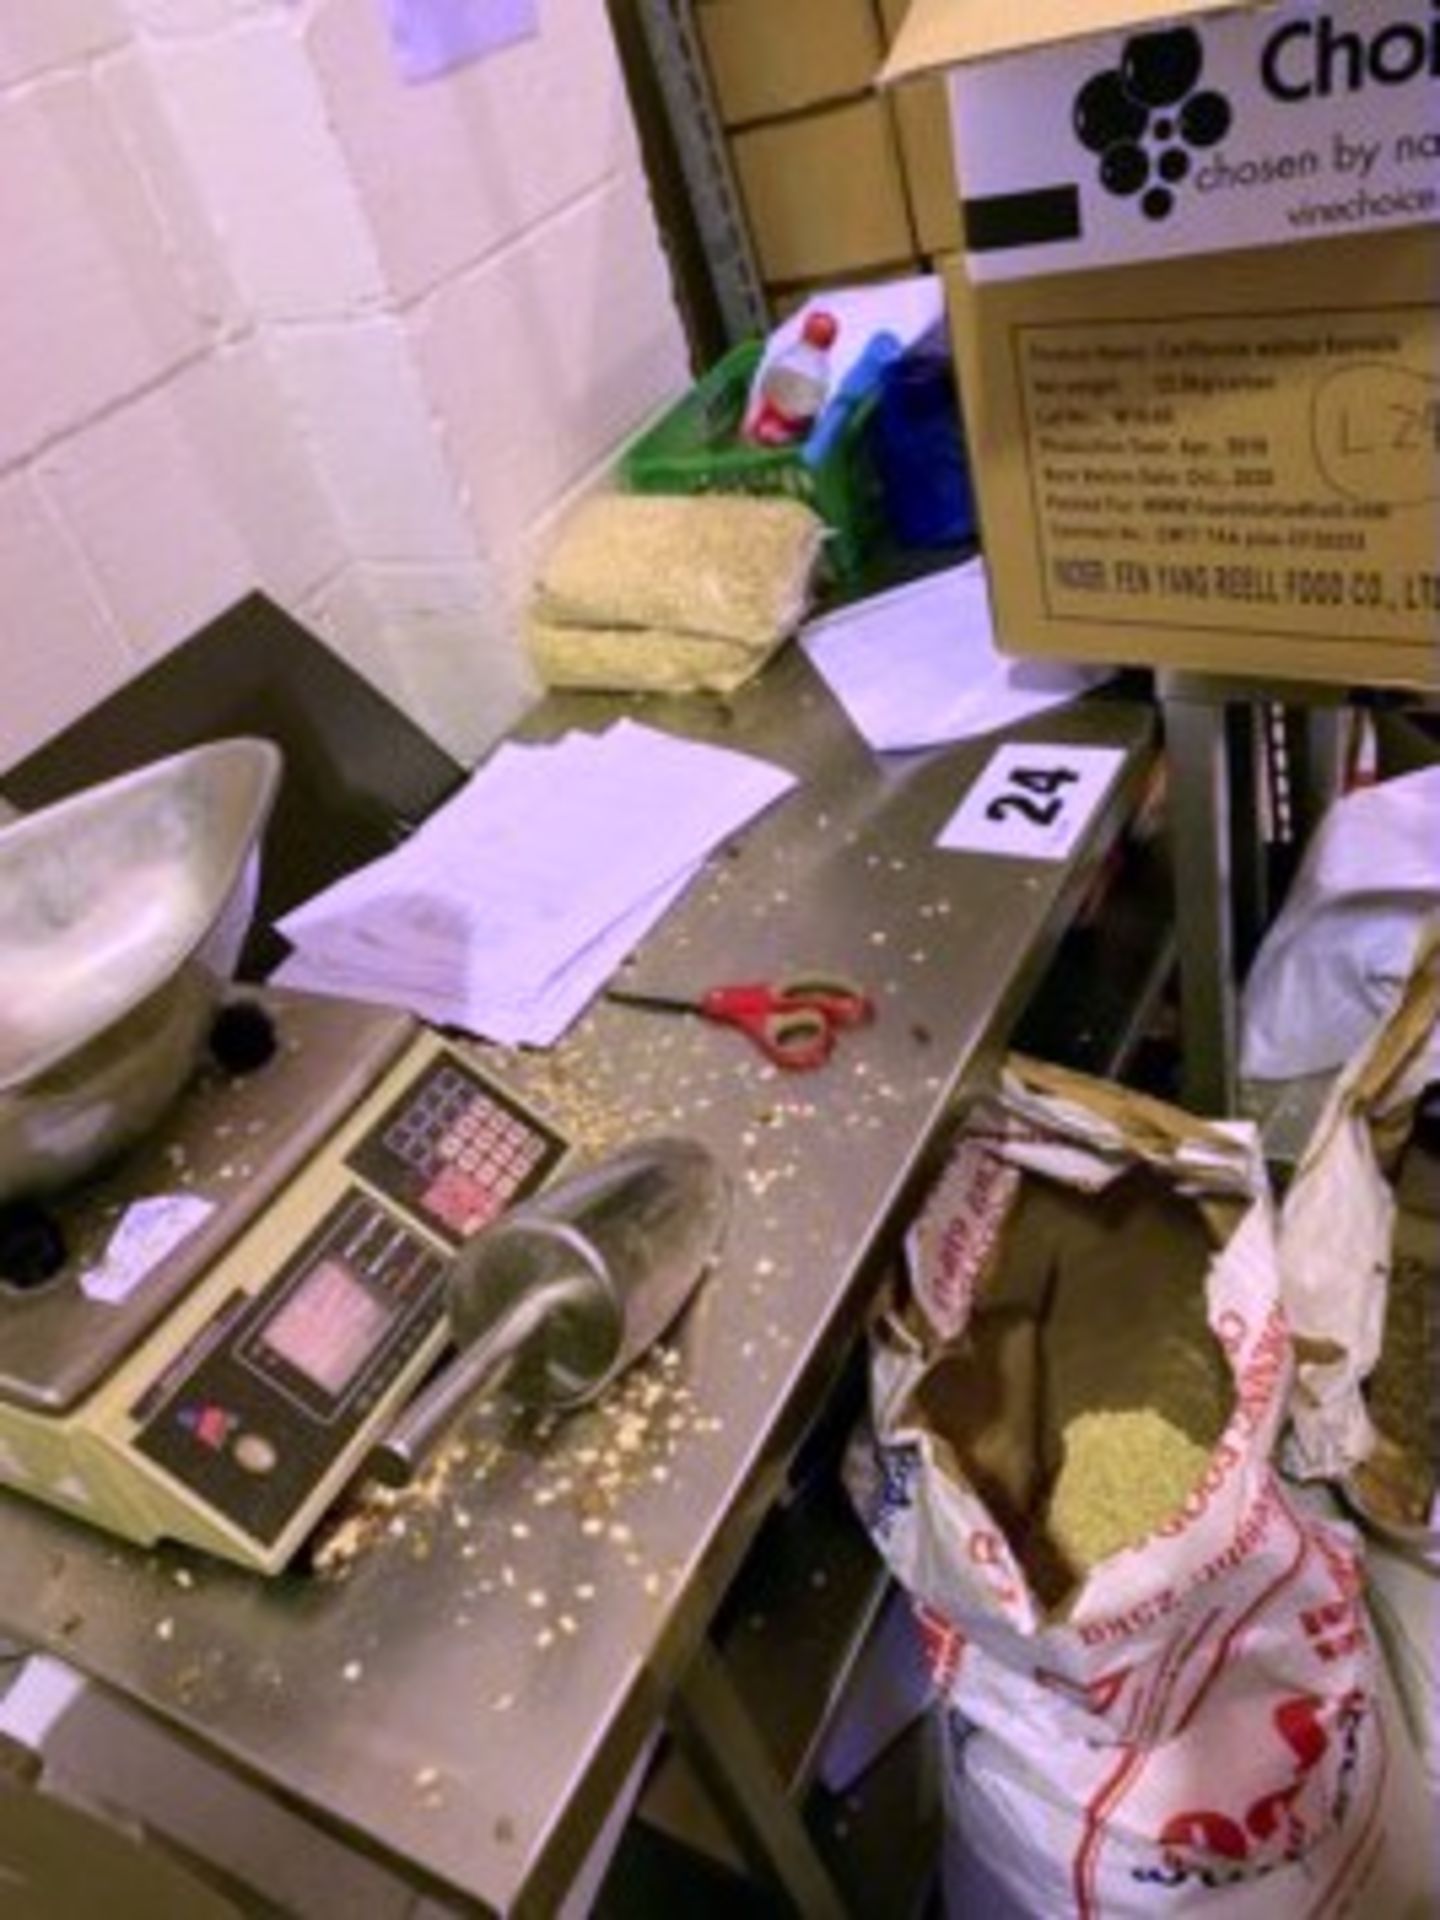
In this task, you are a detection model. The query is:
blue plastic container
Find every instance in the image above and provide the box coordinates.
[871,330,976,549]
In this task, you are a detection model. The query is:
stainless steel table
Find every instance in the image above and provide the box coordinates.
[0,649,1155,1915]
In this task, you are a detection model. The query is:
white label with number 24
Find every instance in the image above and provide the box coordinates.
[936,743,1126,862]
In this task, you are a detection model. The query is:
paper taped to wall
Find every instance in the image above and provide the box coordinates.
[383,0,539,84]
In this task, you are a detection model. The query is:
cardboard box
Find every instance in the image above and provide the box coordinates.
[731,96,916,286]
[697,0,885,126]
[883,0,1440,690]
[876,0,962,255]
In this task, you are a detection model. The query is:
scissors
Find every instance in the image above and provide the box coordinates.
[607,973,873,1071]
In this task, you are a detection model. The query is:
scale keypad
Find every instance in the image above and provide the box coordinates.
[346,1054,566,1248]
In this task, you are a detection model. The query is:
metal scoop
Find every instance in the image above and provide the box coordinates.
[372,1136,729,1485]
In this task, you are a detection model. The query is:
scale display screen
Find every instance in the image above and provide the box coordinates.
[134,1189,449,1548]
[257,1256,396,1398]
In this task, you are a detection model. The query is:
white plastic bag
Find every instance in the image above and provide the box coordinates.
[1240,769,1440,1080]
[1365,1540,1440,1816]
[847,1057,1384,1917]
[1276,925,1440,1491]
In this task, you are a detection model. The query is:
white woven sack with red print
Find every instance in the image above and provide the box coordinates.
[845,1057,1385,1917]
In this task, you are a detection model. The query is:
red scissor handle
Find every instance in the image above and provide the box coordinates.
[773,974,874,1029]
[697,977,873,1071]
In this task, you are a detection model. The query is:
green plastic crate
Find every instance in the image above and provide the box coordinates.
[619,340,884,581]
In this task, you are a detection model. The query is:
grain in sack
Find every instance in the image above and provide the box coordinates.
[846,1057,1386,1917]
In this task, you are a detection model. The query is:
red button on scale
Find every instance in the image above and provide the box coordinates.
[179,1404,235,1451]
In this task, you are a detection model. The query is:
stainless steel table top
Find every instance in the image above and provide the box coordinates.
[0,650,1155,1915]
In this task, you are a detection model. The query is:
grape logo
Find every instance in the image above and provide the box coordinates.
[1074,26,1233,222]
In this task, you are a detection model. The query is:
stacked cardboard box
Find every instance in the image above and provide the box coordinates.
[875,0,961,257]
[882,0,1440,689]
[695,0,933,311]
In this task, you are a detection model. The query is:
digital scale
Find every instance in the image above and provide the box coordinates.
[0,991,570,1574]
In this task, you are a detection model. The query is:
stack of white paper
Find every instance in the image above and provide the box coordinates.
[802,560,1111,753]
[273,719,796,1046]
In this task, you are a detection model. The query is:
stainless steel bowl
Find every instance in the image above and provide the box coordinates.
[0,738,282,1202]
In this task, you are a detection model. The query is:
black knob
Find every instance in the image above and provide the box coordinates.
[209,1000,279,1075]
[0,1201,68,1290]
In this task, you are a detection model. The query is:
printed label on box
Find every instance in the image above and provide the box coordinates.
[1015,303,1440,648]
[949,0,1440,280]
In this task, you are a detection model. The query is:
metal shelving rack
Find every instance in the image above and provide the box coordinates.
[631,0,769,345]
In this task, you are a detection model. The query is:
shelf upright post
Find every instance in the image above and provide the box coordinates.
[633,0,770,345]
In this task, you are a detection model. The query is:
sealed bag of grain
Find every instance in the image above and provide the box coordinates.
[846,1056,1387,1917]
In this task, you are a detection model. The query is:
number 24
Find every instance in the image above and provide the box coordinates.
[985,764,1079,827]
